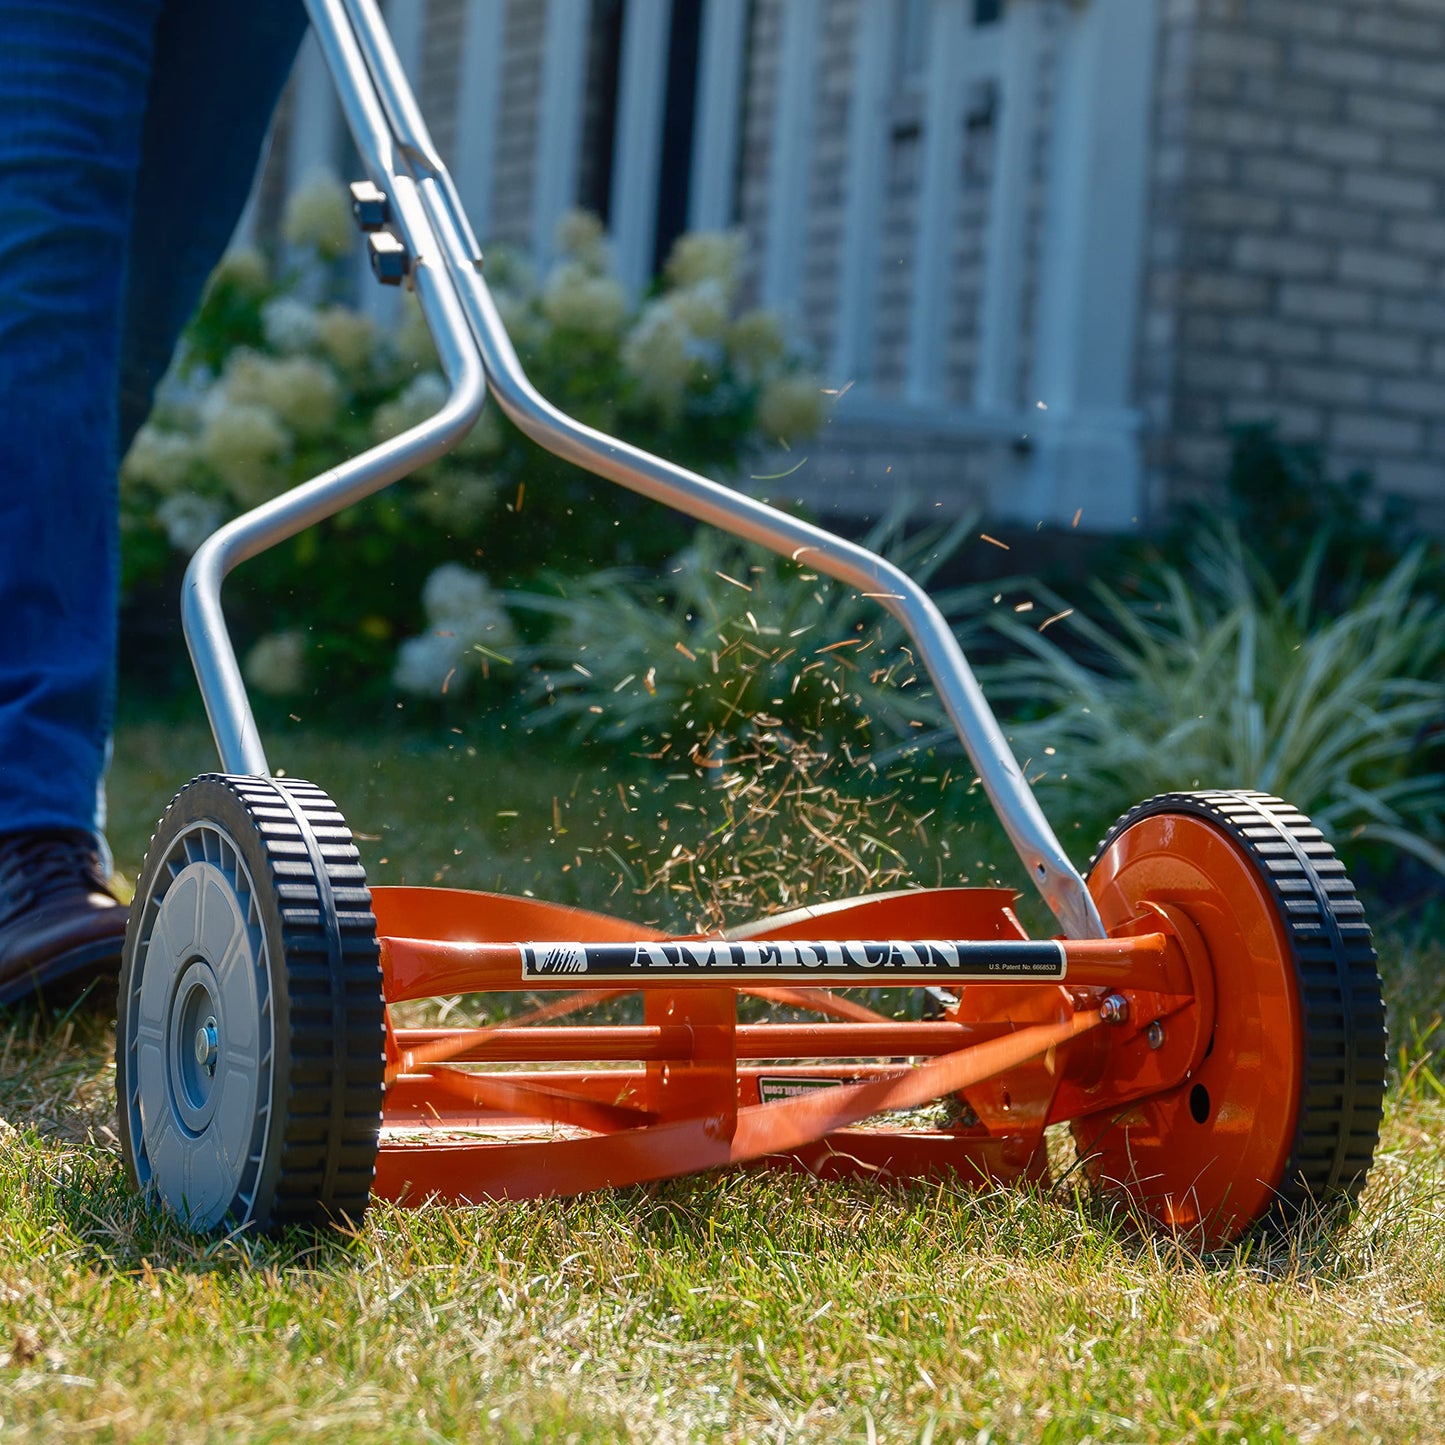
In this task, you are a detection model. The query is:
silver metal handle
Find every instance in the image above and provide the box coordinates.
[183,0,1104,940]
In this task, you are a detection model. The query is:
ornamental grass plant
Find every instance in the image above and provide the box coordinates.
[513,512,976,760]
[978,526,1445,876]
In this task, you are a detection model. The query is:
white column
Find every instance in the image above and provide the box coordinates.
[532,0,591,266]
[287,33,342,189]
[454,0,508,239]
[612,0,674,294]
[905,0,966,406]
[972,0,1040,416]
[1012,0,1157,529]
[687,0,749,234]
[761,0,820,314]
[830,0,893,384]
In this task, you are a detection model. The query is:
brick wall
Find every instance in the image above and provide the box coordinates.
[420,0,467,163]
[488,0,546,252]
[1143,0,1445,527]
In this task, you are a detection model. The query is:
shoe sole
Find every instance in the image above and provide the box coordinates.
[0,935,125,1010]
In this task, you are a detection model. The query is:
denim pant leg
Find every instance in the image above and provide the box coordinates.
[0,0,306,839]
[119,0,308,454]
[0,0,164,837]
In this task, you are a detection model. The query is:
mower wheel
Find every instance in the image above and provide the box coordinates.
[1077,790,1387,1245]
[117,775,386,1232]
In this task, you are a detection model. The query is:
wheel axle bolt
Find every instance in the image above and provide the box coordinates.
[1099,993,1130,1025]
[1145,1021,1165,1051]
[195,1018,219,1074]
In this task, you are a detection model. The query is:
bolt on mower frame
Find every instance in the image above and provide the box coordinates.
[115,0,1388,1248]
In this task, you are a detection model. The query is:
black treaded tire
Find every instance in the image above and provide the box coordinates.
[1081,789,1387,1237]
[117,775,386,1233]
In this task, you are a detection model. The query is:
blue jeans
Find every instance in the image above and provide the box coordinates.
[0,0,307,838]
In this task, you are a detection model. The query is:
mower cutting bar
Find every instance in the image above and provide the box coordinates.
[392,1019,1023,1064]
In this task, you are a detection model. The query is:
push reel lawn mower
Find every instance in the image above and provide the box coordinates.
[116,0,1387,1248]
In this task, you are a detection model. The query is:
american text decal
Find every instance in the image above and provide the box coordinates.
[519,938,1066,981]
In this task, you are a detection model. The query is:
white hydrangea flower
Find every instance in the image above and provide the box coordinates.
[217,349,271,406]
[422,562,491,625]
[151,362,214,426]
[540,261,629,339]
[217,350,339,438]
[244,630,308,697]
[621,299,694,415]
[261,296,322,354]
[483,247,537,297]
[200,400,291,506]
[121,425,198,493]
[757,372,828,443]
[492,288,546,354]
[259,356,342,439]
[456,601,516,649]
[726,309,786,380]
[317,306,377,374]
[156,491,224,553]
[669,278,730,344]
[414,471,498,533]
[282,171,354,260]
[665,230,742,301]
[208,247,268,293]
[395,563,515,696]
[372,371,450,443]
[392,631,468,697]
[554,209,611,273]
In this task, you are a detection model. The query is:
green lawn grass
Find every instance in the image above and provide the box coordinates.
[2,715,1443,1442]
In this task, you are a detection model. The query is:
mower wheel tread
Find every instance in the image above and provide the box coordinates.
[1090,788,1387,1225]
[227,776,386,1229]
[119,775,386,1232]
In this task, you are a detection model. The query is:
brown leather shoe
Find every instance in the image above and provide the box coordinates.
[0,831,129,1007]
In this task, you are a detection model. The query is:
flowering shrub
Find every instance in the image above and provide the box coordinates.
[392,563,515,698]
[121,176,828,710]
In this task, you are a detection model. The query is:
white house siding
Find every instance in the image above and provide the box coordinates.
[942,86,997,406]
[870,106,925,397]
[799,0,856,370]
[250,0,1445,531]
[1010,2,1066,421]
[419,0,467,162]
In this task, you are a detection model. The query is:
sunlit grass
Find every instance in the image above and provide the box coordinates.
[2,714,1441,1441]
[1,999,1442,1442]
